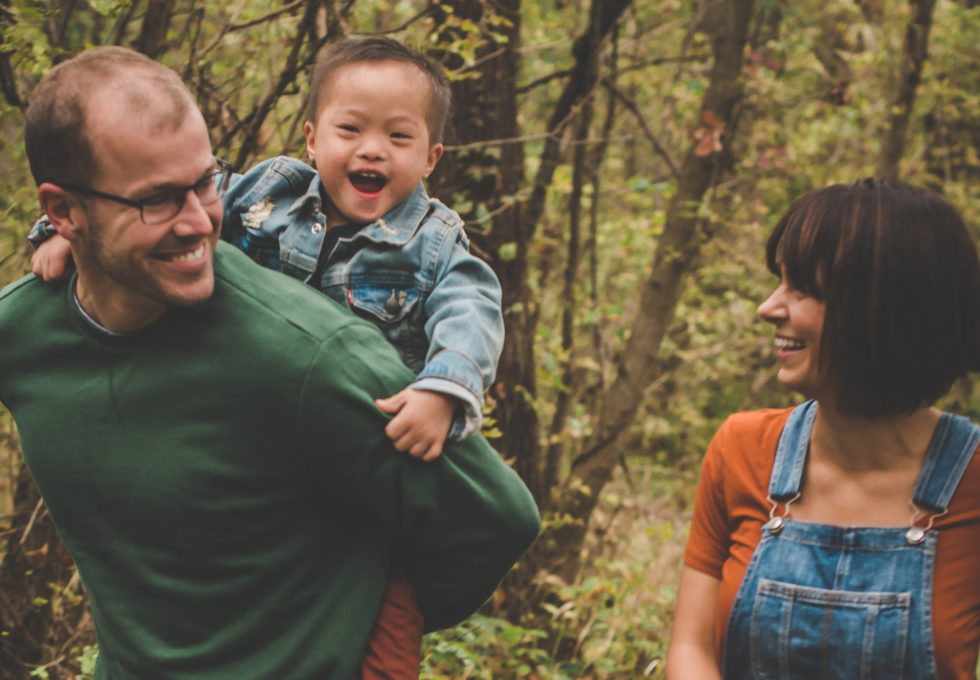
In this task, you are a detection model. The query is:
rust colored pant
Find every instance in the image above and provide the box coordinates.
[358,570,423,679]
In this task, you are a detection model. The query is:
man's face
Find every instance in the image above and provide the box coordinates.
[72,94,222,330]
[304,60,443,229]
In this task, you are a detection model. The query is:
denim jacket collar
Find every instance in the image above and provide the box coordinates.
[286,174,432,247]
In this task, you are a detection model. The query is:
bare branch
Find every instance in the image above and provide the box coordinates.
[603,80,681,178]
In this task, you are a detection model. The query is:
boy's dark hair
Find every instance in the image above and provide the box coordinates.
[25,46,193,187]
[307,37,452,145]
[766,179,980,417]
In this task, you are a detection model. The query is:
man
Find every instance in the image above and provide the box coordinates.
[0,46,539,679]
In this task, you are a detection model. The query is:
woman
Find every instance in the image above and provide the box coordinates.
[665,180,980,679]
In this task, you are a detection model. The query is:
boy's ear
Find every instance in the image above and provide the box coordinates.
[37,183,85,241]
[424,143,444,178]
[304,121,317,162]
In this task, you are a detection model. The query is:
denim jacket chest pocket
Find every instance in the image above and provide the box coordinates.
[346,276,427,373]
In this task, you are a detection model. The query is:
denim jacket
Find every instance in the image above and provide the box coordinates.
[221,156,503,439]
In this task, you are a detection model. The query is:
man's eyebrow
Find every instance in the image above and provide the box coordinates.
[134,163,217,197]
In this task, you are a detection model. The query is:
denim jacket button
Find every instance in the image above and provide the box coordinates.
[311,222,323,234]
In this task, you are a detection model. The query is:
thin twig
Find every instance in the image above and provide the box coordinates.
[19,499,45,545]
[603,80,681,178]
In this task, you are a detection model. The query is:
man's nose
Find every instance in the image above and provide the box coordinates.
[172,190,217,236]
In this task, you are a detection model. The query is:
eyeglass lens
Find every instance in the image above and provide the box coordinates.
[141,165,232,225]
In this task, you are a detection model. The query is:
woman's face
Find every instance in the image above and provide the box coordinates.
[757,269,828,400]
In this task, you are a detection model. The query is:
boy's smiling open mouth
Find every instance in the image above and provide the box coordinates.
[350,171,387,195]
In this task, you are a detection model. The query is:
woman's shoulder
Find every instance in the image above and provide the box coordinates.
[714,406,796,450]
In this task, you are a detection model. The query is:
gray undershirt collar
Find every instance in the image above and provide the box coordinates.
[72,279,129,337]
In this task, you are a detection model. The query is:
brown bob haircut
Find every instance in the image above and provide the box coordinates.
[25,46,193,188]
[306,37,451,145]
[766,179,980,417]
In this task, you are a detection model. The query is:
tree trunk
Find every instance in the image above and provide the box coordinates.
[542,0,758,585]
[877,0,937,181]
[133,0,177,59]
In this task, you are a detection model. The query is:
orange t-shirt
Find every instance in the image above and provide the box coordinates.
[683,407,980,680]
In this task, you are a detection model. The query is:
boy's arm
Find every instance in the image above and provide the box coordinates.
[300,322,539,631]
[414,221,504,440]
[375,388,456,461]
[32,233,73,281]
[221,156,321,273]
[26,216,73,282]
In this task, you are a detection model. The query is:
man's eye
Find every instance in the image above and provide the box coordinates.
[140,191,177,209]
[194,174,216,193]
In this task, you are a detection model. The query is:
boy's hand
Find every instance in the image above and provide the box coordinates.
[31,234,73,282]
[375,388,456,462]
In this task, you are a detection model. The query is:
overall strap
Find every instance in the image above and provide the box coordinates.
[768,400,817,501]
[912,412,980,512]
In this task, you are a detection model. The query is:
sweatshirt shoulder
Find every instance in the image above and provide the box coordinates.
[0,273,41,302]
[211,242,356,339]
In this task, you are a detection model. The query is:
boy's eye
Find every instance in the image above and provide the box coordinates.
[338,124,358,133]
[391,132,411,140]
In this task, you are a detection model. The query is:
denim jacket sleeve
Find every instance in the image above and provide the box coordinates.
[27,216,58,249]
[222,157,321,272]
[413,204,504,440]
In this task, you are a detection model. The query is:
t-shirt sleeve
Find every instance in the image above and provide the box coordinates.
[683,417,736,578]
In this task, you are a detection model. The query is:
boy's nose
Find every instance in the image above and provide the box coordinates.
[357,133,386,160]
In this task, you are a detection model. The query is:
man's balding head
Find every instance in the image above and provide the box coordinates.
[25,46,196,187]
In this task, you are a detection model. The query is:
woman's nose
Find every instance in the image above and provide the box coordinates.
[757,285,786,323]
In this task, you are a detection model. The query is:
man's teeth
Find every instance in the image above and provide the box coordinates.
[170,244,205,262]
[775,337,805,350]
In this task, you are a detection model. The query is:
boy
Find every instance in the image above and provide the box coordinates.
[31,37,505,679]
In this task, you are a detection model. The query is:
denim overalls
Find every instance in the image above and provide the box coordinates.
[723,400,980,679]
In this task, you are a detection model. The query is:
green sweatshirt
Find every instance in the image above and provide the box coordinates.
[0,243,539,680]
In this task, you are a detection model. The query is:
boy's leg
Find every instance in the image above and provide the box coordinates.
[358,569,423,679]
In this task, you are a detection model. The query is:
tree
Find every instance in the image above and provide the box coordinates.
[877,0,937,180]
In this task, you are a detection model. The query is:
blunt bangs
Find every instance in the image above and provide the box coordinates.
[765,188,851,301]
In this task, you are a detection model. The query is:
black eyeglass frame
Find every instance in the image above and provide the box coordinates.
[58,159,234,225]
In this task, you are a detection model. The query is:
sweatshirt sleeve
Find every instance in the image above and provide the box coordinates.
[297,321,540,631]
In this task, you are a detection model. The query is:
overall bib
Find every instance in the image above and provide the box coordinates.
[723,401,980,679]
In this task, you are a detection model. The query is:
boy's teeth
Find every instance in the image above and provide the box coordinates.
[350,172,387,193]
[774,337,805,350]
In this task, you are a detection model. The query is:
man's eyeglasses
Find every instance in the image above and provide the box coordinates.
[59,160,234,225]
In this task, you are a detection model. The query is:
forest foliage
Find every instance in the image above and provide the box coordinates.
[1,0,979,677]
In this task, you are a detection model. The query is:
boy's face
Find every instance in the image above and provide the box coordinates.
[305,60,444,228]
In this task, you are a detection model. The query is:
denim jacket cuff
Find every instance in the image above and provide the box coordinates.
[410,377,483,440]
[28,216,57,250]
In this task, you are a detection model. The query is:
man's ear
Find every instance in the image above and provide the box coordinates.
[37,183,85,241]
